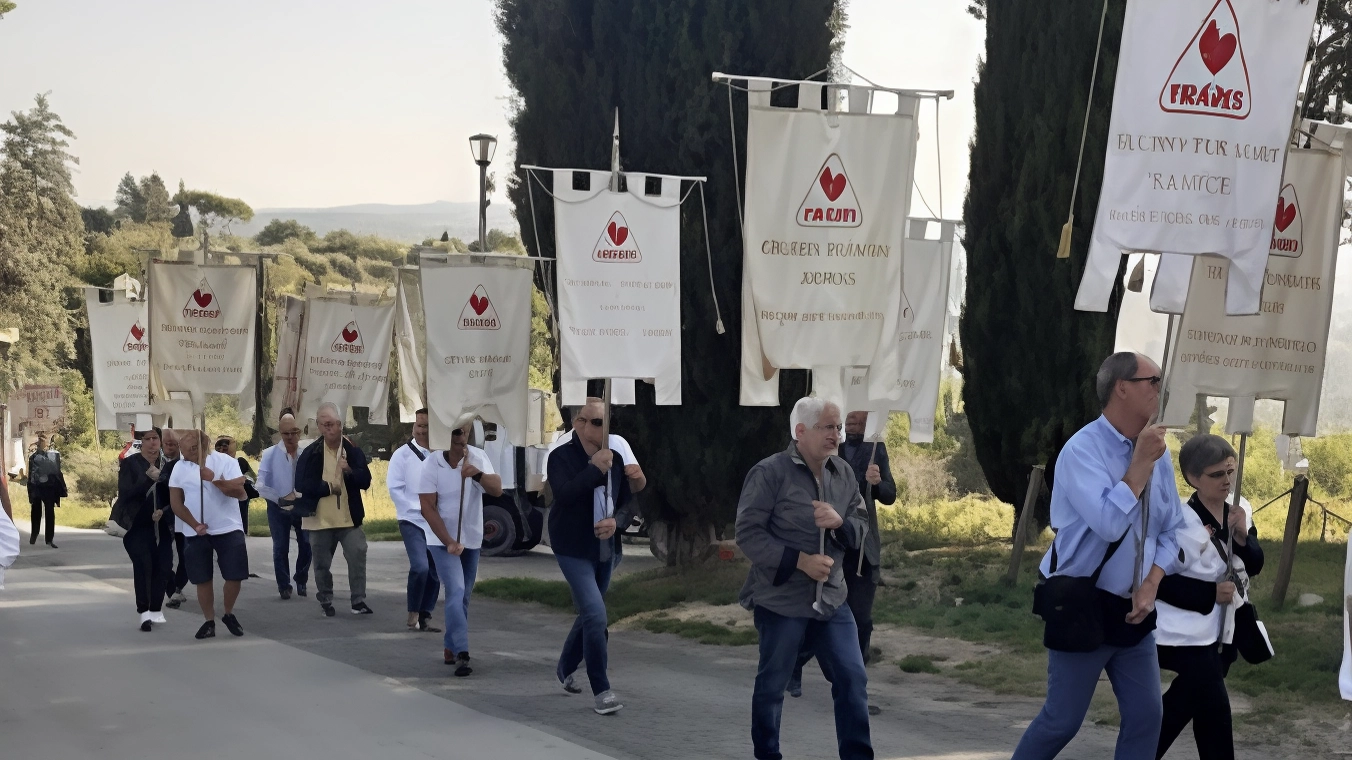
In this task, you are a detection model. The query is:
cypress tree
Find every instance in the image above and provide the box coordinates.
[497,0,842,558]
[960,1,1127,523]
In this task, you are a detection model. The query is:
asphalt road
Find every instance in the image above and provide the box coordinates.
[0,522,1243,760]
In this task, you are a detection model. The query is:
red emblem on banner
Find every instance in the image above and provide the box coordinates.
[458,285,501,330]
[1159,0,1252,119]
[797,153,862,228]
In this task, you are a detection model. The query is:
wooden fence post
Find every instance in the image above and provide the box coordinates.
[1270,474,1310,608]
[1005,465,1046,585]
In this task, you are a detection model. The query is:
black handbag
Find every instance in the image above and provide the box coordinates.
[1033,531,1128,653]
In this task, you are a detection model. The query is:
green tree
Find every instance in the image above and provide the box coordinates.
[174,182,253,234]
[255,218,316,247]
[80,206,115,235]
[114,172,143,221]
[0,2,15,19]
[469,228,526,254]
[960,1,1126,524]
[498,0,840,558]
[138,172,173,223]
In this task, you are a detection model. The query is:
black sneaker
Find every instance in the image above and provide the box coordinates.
[195,620,216,639]
[296,584,307,597]
[351,602,373,615]
[140,620,153,633]
[321,604,336,617]
[165,598,182,609]
[454,652,473,677]
[280,588,292,600]
[46,541,57,549]
[221,613,244,637]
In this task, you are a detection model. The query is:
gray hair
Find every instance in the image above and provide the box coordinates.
[316,401,342,422]
[789,396,838,440]
[1178,434,1237,487]
[1095,351,1141,409]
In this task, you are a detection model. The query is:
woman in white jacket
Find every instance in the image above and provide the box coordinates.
[1154,434,1265,760]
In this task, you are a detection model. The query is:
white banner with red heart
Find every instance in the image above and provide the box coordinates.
[148,261,257,415]
[1076,0,1318,317]
[420,254,533,448]
[738,82,918,405]
[85,288,153,430]
[551,168,684,406]
[1158,149,1342,436]
[297,296,396,427]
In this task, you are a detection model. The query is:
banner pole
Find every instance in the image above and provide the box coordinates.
[1218,432,1247,652]
[1135,313,1177,591]
[601,378,612,520]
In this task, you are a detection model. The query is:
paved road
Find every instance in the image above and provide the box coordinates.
[1,523,1240,760]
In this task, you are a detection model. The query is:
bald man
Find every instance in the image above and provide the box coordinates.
[257,414,311,600]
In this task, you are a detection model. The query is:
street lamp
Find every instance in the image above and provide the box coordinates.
[468,133,497,252]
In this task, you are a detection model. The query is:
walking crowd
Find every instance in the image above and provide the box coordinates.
[2,351,1279,759]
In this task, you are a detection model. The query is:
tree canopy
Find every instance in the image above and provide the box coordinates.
[174,182,254,233]
[0,2,16,19]
[255,218,317,247]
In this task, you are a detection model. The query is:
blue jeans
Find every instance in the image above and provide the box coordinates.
[398,521,441,614]
[1011,633,1163,760]
[555,554,614,696]
[752,605,872,760]
[428,545,480,654]
[266,501,311,593]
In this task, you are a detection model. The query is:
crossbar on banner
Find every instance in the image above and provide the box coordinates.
[711,71,954,101]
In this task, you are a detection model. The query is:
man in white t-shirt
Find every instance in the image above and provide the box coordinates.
[389,408,440,632]
[418,421,502,677]
[168,430,249,640]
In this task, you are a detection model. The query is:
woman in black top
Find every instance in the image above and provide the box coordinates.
[1154,434,1265,760]
[114,428,175,632]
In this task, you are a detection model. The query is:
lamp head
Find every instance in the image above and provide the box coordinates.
[469,133,498,167]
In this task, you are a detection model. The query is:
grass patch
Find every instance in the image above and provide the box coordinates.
[898,654,942,674]
[474,576,576,609]
[642,615,758,646]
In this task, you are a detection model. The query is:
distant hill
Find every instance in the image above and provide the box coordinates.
[230,200,519,244]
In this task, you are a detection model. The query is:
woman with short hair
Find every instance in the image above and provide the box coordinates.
[114,427,175,631]
[1154,434,1266,760]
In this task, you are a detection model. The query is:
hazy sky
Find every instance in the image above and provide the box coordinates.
[0,1,982,213]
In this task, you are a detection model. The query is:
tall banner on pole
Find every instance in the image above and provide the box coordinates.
[266,294,306,422]
[420,254,533,448]
[148,261,257,415]
[1113,254,1172,366]
[85,288,152,430]
[551,168,684,406]
[739,81,919,404]
[394,267,427,423]
[1076,0,1318,316]
[297,296,395,426]
[1160,149,1343,436]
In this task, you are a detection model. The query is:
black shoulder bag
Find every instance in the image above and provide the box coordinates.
[1033,531,1128,652]
[407,440,427,461]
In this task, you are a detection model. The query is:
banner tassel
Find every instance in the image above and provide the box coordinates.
[1059,0,1110,260]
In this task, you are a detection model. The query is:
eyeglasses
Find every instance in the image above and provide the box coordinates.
[812,424,843,433]
[576,417,604,428]
[1125,376,1162,387]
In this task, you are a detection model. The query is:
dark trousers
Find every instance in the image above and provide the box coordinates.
[1157,645,1234,760]
[555,554,614,696]
[123,519,174,613]
[167,532,187,597]
[793,557,879,680]
[29,492,56,544]
[266,501,311,592]
[753,605,873,760]
[239,500,250,533]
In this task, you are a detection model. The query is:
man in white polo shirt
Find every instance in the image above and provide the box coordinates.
[168,430,249,640]
[389,408,440,632]
[418,421,502,676]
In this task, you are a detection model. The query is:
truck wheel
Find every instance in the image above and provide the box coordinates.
[480,503,518,557]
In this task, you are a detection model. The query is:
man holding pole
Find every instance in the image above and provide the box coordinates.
[417,420,500,676]
[736,397,872,760]
[390,408,440,632]
[256,413,310,600]
[1012,351,1187,759]
[293,401,374,618]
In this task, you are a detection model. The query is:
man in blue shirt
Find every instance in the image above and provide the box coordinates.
[256,413,310,600]
[1012,351,1185,760]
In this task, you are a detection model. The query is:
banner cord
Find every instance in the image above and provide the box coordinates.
[697,181,726,334]
[1059,0,1111,255]
[524,168,560,343]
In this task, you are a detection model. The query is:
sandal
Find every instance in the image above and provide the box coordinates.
[418,612,442,633]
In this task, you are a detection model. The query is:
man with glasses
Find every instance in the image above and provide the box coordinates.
[256,413,311,600]
[736,397,872,760]
[1011,352,1187,760]
[293,402,374,617]
[545,397,637,715]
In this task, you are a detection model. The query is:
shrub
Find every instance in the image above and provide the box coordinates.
[361,259,395,281]
[294,252,330,281]
[329,255,363,282]
[63,448,120,506]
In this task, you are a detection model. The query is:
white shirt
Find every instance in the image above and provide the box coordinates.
[388,439,431,527]
[169,451,245,536]
[417,446,494,550]
[1155,496,1254,647]
[545,432,636,522]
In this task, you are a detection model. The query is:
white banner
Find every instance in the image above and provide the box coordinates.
[1160,149,1342,436]
[1077,0,1318,316]
[421,254,533,448]
[552,169,683,406]
[740,82,918,404]
[85,289,151,430]
[298,297,395,426]
[148,261,256,413]
[266,294,306,422]
[395,267,427,423]
[1113,254,1171,366]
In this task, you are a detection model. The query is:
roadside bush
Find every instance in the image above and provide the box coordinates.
[294,252,330,281]
[361,259,395,281]
[63,448,119,506]
[1305,433,1352,500]
[329,255,363,282]
[876,495,1014,551]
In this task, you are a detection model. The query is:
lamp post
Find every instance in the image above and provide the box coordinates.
[468,133,497,252]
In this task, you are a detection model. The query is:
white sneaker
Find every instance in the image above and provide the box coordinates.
[140,611,152,624]
[150,612,167,624]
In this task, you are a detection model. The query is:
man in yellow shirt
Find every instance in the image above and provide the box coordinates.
[293,402,373,617]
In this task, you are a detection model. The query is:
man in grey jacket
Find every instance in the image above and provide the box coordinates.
[736,397,873,760]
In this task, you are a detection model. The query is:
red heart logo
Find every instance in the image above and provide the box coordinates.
[192,289,213,308]
[1198,20,1236,76]
[130,324,145,341]
[607,221,629,246]
[1275,198,1297,232]
[469,293,489,315]
[341,327,359,343]
[819,167,847,202]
